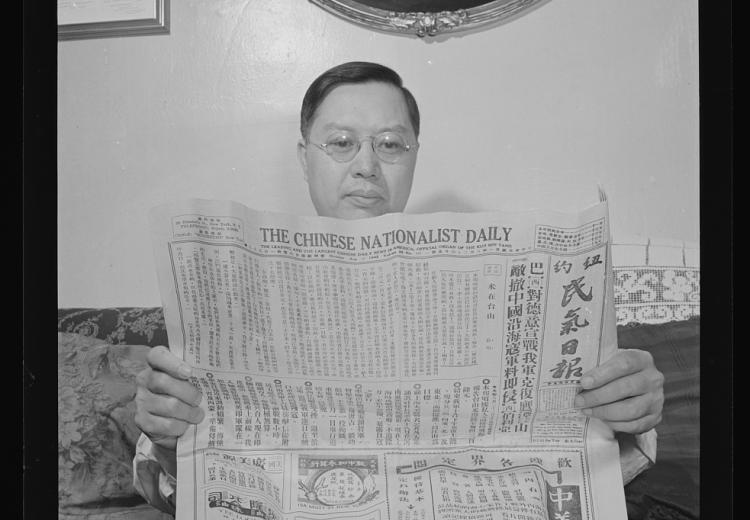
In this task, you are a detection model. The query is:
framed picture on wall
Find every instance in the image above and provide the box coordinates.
[57,0,169,41]
[309,0,553,37]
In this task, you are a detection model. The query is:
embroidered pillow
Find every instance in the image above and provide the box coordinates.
[58,333,150,508]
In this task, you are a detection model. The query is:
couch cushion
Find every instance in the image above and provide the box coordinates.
[58,502,174,520]
[58,308,168,347]
[58,333,153,510]
[620,318,700,520]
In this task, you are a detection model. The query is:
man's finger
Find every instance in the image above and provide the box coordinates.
[145,371,203,406]
[137,387,205,424]
[147,345,193,380]
[580,349,652,390]
[581,393,655,422]
[575,371,650,408]
[134,409,191,440]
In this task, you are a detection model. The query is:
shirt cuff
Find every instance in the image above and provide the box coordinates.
[133,433,177,515]
[618,428,657,485]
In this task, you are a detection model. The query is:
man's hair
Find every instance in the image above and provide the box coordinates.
[300,61,420,140]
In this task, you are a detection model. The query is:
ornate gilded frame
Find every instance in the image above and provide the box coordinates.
[308,0,553,37]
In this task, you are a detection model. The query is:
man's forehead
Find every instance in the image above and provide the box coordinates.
[310,82,413,133]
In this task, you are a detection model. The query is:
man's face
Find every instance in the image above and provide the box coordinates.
[297,82,418,220]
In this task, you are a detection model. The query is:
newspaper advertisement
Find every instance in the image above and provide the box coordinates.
[149,197,627,520]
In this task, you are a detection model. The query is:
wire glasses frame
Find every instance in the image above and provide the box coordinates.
[310,131,419,164]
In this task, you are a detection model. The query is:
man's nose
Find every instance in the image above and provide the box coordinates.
[350,140,381,178]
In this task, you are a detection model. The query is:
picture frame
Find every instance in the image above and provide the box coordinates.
[308,0,553,37]
[58,0,169,41]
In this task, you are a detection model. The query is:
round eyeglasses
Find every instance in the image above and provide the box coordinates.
[311,131,419,164]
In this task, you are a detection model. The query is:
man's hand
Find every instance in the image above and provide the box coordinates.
[134,346,205,454]
[574,349,664,434]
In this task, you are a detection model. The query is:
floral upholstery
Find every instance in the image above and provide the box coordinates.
[58,307,168,347]
[57,332,173,520]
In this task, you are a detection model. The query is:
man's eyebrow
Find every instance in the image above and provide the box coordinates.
[321,123,356,132]
[386,124,410,134]
[320,123,411,134]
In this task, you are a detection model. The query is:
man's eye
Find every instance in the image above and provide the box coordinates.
[327,136,355,150]
[377,137,406,153]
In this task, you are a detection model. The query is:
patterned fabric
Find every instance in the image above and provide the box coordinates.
[58,307,168,347]
[58,332,171,519]
[613,267,700,326]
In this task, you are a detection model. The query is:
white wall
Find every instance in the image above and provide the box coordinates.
[57,0,699,307]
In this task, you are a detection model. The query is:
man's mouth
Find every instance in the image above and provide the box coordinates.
[346,189,384,207]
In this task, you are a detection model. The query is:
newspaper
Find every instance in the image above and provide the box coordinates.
[149,197,627,520]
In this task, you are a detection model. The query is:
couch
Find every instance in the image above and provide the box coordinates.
[57,258,700,520]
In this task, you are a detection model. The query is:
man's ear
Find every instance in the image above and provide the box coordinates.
[297,139,309,182]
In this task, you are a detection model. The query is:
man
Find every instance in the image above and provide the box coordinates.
[133,62,664,514]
